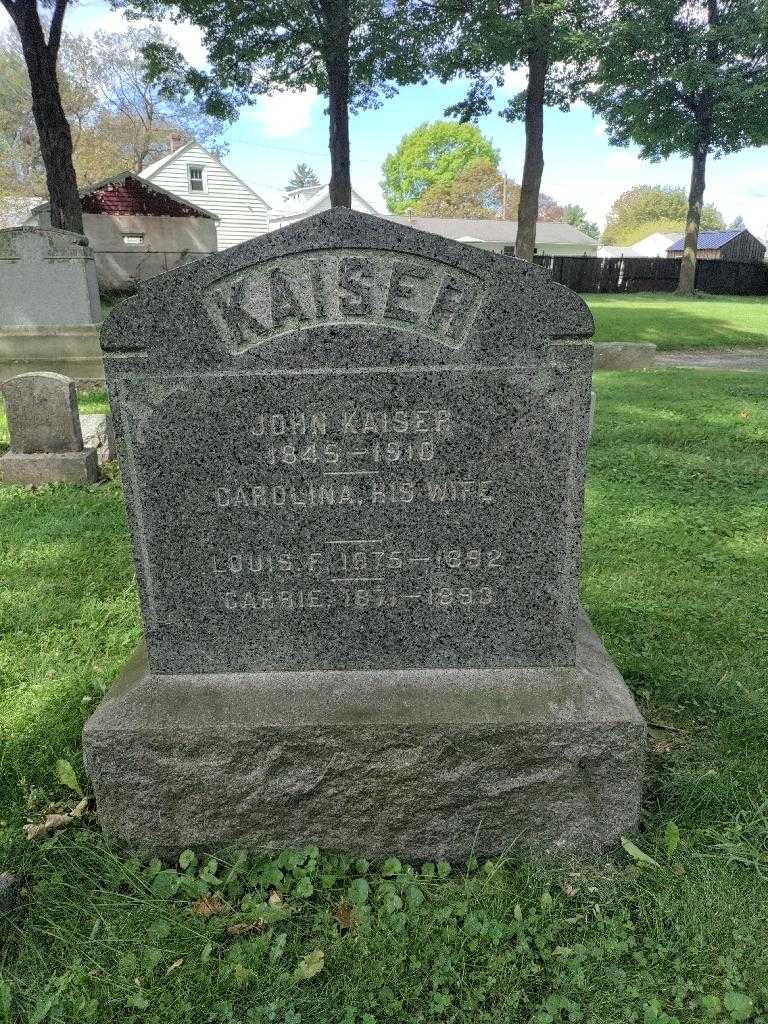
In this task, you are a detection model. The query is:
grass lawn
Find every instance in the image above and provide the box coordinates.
[2,369,768,1023]
[587,293,768,350]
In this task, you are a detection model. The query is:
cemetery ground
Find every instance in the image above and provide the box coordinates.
[587,294,768,350]
[1,369,767,1024]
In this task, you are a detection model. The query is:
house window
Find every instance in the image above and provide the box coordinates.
[188,165,205,192]
[122,233,144,246]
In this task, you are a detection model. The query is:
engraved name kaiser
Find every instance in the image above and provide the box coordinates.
[205,249,486,353]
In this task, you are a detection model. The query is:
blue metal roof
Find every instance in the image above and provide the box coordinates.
[667,229,743,251]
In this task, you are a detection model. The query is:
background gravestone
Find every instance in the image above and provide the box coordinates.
[84,209,645,859]
[0,228,104,385]
[0,371,98,484]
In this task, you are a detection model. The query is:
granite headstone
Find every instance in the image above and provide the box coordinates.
[0,371,98,484]
[84,209,645,859]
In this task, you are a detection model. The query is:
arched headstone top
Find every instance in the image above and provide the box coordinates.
[102,208,593,370]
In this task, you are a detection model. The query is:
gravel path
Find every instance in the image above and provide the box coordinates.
[656,349,768,373]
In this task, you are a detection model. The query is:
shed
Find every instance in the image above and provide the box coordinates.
[667,229,766,263]
[30,173,219,291]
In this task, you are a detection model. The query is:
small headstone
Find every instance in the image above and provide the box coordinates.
[84,210,645,860]
[0,372,97,484]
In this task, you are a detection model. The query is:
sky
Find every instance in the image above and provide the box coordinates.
[3,1,767,235]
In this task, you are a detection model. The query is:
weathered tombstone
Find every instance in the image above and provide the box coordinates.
[0,228,103,384]
[84,210,645,859]
[0,371,98,484]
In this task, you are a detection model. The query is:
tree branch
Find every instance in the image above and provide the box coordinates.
[48,0,69,62]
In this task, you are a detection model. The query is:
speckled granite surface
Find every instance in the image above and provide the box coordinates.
[84,611,644,860]
[100,210,595,674]
[86,209,644,857]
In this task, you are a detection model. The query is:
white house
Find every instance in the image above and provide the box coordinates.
[597,243,641,257]
[385,216,599,257]
[630,232,681,258]
[269,184,380,230]
[139,141,271,251]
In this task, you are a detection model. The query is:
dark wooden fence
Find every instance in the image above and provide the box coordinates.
[533,255,768,296]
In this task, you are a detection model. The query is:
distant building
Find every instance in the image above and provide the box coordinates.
[29,173,218,291]
[384,216,599,257]
[139,140,271,250]
[667,229,766,263]
[597,244,641,258]
[630,232,681,258]
[269,184,380,230]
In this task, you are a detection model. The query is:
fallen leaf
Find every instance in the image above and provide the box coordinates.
[55,759,84,797]
[294,948,325,981]
[562,883,578,898]
[333,901,357,931]
[226,920,266,936]
[621,836,661,868]
[22,797,91,841]
[267,891,283,906]
[23,813,72,841]
[166,959,184,975]
[191,896,227,917]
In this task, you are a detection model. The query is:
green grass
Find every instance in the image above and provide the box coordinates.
[587,293,768,350]
[2,369,768,1023]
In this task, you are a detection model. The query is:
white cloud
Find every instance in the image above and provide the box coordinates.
[246,89,319,139]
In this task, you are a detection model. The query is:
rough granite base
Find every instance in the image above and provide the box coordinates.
[84,612,645,861]
[0,448,97,485]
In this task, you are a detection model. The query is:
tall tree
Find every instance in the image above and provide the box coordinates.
[85,28,226,173]
[0,0,82,231]
[0,26,227,195]
[560,203,599,239]
[602,185,724,244]
[120,0,435,209]
[438,0,598,261]
[729,214,746,231]
[287,162,321,191]
[381,121,500,214]
[591,0,768,294]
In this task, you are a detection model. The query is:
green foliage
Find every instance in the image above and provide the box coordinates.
[603,186,725,244]
[286,163,320,192]
[437,0,598,124]
[560,203,599,239]
[591,0,768,161]
[381,121,499,214]
[117,0,433,122]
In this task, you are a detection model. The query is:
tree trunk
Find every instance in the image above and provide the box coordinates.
[677,0,717,296]
[677,139,708,296]
[5,2,82,233]
[515,47,547,262]
[322,0,352,208]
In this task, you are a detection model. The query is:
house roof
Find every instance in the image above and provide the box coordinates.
[140,140,272,210]
[667,229,749,252]
[270,184,381,219]
[30,172,219,220]
[138,140,198,179]
[385,216,598,247]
